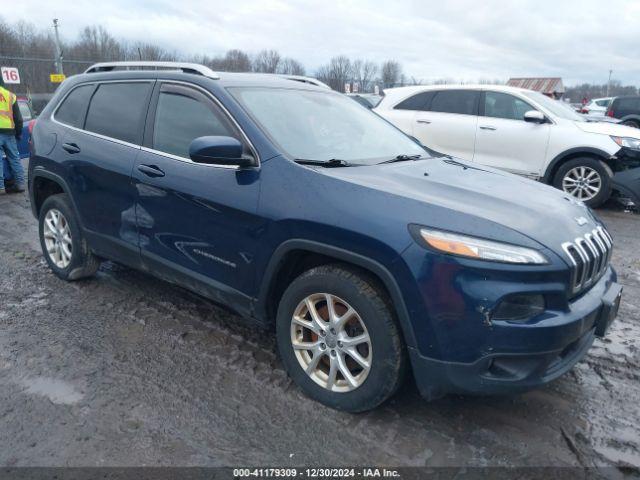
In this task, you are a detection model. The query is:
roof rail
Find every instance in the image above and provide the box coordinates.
[84,61,220,80]
[277,74,331,90]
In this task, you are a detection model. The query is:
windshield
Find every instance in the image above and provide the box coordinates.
[521,91,586,122]
[230,87,426,164]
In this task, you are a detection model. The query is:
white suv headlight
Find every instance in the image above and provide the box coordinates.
[611,136,640,150]
[419,229,548,265]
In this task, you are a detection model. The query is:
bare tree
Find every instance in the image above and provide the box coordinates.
[69,25,124,61]
[316,55,352,91]
[278,57,305,76]
[253,49,281,73]
[380,60,402,88]
[351,59,377,93]
[221,49,251,72]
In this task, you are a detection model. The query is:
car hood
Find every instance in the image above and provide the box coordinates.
[321,157,601,254]
[574,120,640,138]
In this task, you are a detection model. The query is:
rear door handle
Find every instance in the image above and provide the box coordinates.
[137,164,165,178]
[416,119,431,124]
[479,126,497,131]
[62,142,81,154]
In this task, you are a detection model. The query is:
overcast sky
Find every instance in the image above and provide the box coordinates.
[4,0,640,85]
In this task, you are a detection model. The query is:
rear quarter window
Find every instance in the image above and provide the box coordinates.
[429,90,479,115]
[84,82,152,144]
[54,84,95,128]
[394,92,433,111]
[615,97,640,112]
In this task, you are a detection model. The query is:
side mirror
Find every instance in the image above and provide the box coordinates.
[524,110,546,124]
[189,136,255,167]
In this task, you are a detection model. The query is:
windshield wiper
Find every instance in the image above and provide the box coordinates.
[294,158,352,168]
[443,158,470,170]
[442,158,487,172]
[378,154,424,165]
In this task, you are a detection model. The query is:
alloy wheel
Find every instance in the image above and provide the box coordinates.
[290,293,372,392]
[43,208,73,269]
[562,166,602,201]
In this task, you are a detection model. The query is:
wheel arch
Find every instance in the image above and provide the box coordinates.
[619,115,640,126]
[29,169,77,220]
[255,239,417,348]
[542,147,613,184]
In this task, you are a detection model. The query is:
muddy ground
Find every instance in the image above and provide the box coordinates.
[0,188,638,472]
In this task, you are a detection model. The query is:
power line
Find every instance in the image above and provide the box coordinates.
[0,55,94,64]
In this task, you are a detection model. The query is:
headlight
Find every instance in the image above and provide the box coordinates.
[418,228,548,264]
[611,136,640,150]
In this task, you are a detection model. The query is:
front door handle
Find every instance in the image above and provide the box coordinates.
[416,119,432,124]
[137,164,165,178]
[62,142,81,154]
[479,126,497,131]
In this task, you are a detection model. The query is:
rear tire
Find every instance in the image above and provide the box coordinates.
[276,264,407,412]
[622,120,640,128]
[553,157,612,208]
[39,193,100,281]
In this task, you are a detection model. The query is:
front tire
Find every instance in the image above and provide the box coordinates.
[276,264,407,412]
[39,193,100,281]
[553,158,612,208]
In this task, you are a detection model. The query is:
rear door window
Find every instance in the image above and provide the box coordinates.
[151,83,239,158]
[429,90,479,115]
[394,92,434,111]
[84,82,152,144]
[54,84,95,128]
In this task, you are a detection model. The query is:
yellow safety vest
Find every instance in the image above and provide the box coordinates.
[0,86,17,130]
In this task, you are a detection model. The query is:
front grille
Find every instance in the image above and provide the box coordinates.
[562,226,613,295]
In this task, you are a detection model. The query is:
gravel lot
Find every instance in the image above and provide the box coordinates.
[0,188,638,471]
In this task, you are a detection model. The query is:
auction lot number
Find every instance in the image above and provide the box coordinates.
[234,468,400,478]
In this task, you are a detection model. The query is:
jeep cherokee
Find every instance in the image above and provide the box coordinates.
[28,62,622,412]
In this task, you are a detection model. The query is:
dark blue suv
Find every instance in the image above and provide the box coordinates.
[29,62,622,412]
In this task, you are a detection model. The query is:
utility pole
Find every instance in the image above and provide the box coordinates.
[52,19,64,75]
[606,69,613,97]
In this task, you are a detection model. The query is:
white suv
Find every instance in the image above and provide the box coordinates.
[375,85,640,207]
[581,97,612,116]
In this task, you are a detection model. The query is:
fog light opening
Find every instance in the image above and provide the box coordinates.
[491,294,545,323]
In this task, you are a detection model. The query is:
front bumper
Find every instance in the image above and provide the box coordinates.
[409,269,622,400]
[612,147,640,205]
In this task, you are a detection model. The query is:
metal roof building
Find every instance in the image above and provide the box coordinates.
[506,77,565,98]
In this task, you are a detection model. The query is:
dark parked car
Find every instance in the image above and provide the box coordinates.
[606,96,640,128]
[29,62,622,412]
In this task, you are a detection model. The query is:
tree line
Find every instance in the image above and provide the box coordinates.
[2,18,638,101]
[564,81,638,103]
[0,19,404,94]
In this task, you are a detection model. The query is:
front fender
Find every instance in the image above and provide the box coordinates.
[542,147,614,184]
[255,238,418,348]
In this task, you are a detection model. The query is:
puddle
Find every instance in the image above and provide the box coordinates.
[20,376,83,405]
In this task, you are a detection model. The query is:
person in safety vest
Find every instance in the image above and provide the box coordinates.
[0,75,24,195]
